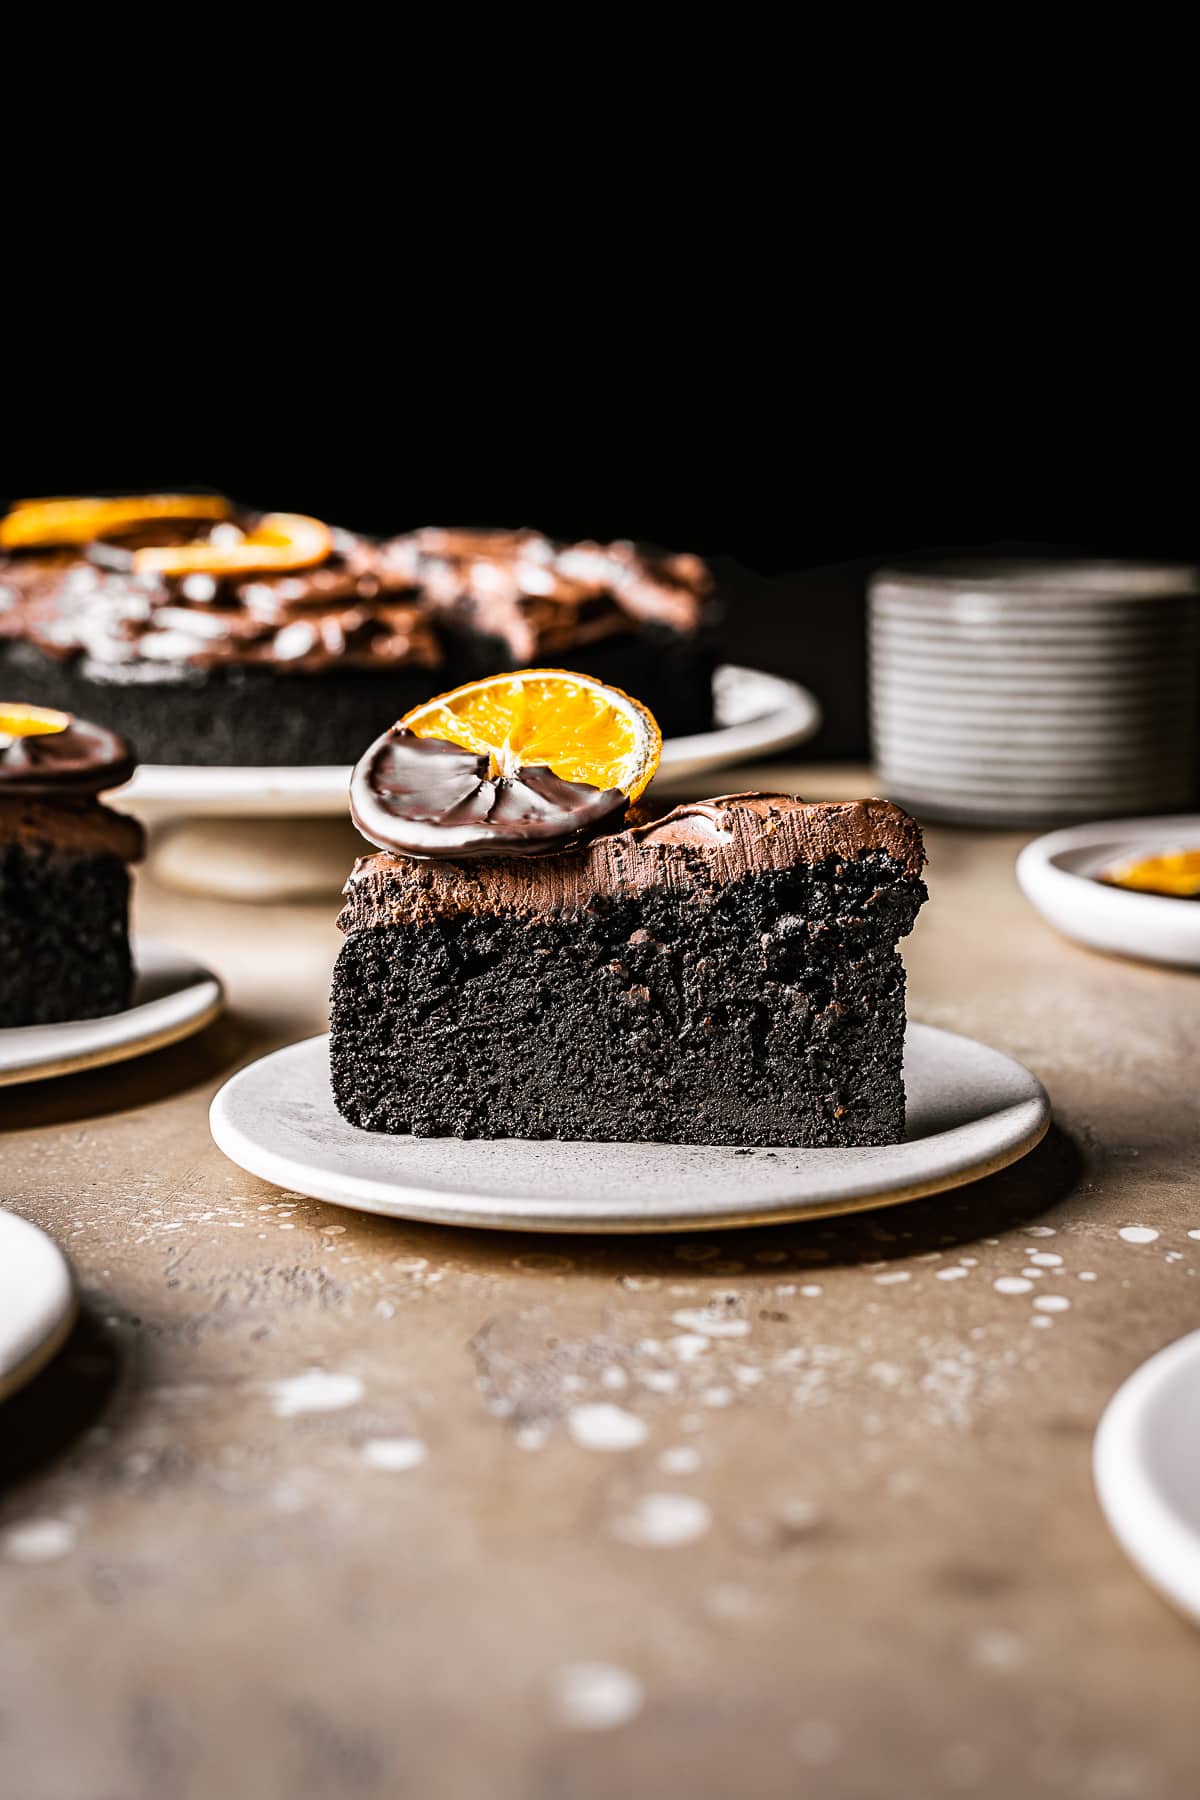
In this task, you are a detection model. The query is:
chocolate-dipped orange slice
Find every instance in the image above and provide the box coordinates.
[0,703,136,793]
[351,669,662,859]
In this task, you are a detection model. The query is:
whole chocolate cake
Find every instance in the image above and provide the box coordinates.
[0,705,144,1026]
[0,499,717,763]
[332,759,927,1145]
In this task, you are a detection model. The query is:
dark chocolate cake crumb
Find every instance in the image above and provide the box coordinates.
[329,796,927,1148]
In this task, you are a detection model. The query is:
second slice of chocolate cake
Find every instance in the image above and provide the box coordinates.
[0,706,144,1026]
[331,794,926,1146]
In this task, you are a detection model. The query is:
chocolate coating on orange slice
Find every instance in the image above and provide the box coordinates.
[351,726,627,859]
[0,704,136,794]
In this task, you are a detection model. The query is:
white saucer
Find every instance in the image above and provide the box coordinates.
[113,665,821,818]
[0,940,223,1086]
[0,1212,76,1401]
[1017,817,1200,969]
[209,1024,1049,1234]
[1094,1331,1200,1627]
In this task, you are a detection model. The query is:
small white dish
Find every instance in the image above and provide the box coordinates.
[1017,817,1200,969]
[112,665,821,819]
[0,1212,76,1401]
[209,1024,1049,1234]
[0,940,223,1086]
[1094,1330,1200,1627]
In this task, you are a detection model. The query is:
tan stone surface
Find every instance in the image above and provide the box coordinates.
[2,764,1199,1800]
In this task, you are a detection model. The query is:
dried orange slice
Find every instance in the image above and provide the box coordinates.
[131,512,332,578]
[0,702,71,740]
[0,494,229,550]
[1102,848,1200,899]
[401,668,661,802]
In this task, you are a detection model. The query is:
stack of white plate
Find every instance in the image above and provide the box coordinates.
[869,562,1200,826]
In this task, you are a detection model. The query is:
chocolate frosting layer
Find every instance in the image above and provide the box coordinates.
[350,726,628,859]
[0,711,136,794]
[339,794,926,932]
[1,512,710,677]
[381,526,712,661]
[0,513,442,676]
[0,796,144,862]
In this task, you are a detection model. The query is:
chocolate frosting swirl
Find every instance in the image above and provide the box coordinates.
[350,726,628,859]
[0,515,441,676]
[1,513,710,676]
[0,711,136,794]
[388,527,711,661]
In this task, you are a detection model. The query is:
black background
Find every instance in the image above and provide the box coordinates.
[6,368,1194,758]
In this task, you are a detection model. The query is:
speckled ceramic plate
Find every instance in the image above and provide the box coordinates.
[1094,1330,1200,1628]
[209,1024,1050,1234]
[113,665,822,818]
[1017,817,1200,969]
[0,940,223,1087]
[0,1212,76,1401]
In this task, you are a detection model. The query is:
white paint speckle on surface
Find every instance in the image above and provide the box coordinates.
[780,1498,823,1533]
[1,1519,76,1563]
[970,1627,1026,1671]
[1078,1271,1098,1281]
[1033,1295,1071,1314]
[869,1362,904,1389]
[668,1334,710,1361]
[874,1271,911,1286]
[994,1277,1034,1296]
[611,1492,711,1547]
[1188,1231,1200,1243]
[670,1309,749,1339]
[566,1404,648,1452]
[657,1446,701,1476]
[800,1284,823,1298]
[266,1370,365,1418]
[551,1663,644,1731]
[1028,1251,1063,1267]
[360,1437,427,1472]
[1119,1226,1159,1245]
[1031,1316,1053,1330]
[1025,1226,1057,1237]
[936,1267,969,1282]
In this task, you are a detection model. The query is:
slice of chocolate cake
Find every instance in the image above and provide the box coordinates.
[331,792,927,1146]
[0,705,144,1026]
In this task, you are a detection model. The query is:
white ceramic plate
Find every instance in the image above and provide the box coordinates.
[0,1212,76,1401]
[0,940,224,1086]
[209,1024,1049,1234]
[1094,1330,1200,1628]
[112,665,821,818]
[1017,818,1200,969]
